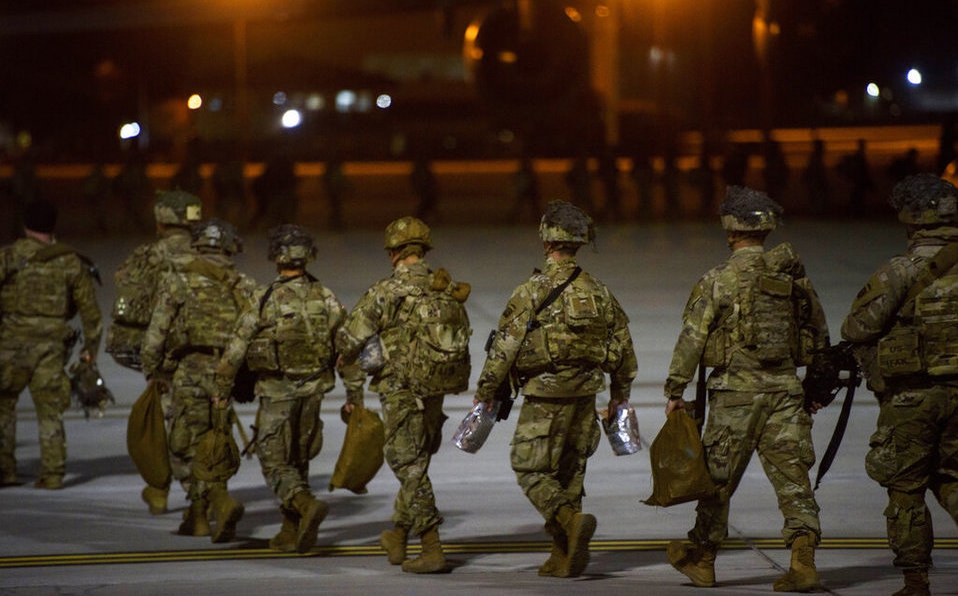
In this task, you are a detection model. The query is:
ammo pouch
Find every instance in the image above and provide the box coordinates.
[877,326,923,378]
[245,336,279,373]
[515,324,552,376]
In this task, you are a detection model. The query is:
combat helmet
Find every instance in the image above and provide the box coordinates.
[191,218,243,254]
[539,200,595,245]
[890,173,958,225]
[384,216,432,250]
[720,186,783,231]
[268,224,316,265]
[154,189,202,226]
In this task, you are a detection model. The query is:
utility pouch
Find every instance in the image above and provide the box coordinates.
[877,326,923,378]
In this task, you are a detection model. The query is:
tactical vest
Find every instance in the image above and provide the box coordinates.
[0,243,80,320]
[515,272,609,376]
[703,246,801,368]
[166,260,243,354]
[245,276,336,377]
[878,244,958,378]
[380,269,472,395]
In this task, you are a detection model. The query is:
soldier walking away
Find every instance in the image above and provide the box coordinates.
[664,186,831,592]
[140,219,256,542]
[840,174,958,596]
[837,138,875,218]
[336,216,472,574]
[474,201,637,578]
[107,190,202,515]
[212,225,365,553]
[411,158,439,223]
[0,199,102,489]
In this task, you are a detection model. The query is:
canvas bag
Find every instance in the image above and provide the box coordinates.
[328,405,385,494]
[126,383,171,490]
[642,410,717,507]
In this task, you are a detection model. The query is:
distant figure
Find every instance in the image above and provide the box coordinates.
[692,144,717,218]
[170,156,203,197]
[112,150,153,232]
[252,155,298,230]
[629,145,656,218]
[888,147,920,184]
[837,139,874,218]
[762,138,789,201]
[801,139,830,216]
[81,163,111,233]
[597,149,623,221]
[721,143,748,189]
[510,158,541,223]
[662,146,681,219]
[565,156,594,213]
[411,158,439,222]
[937,115,956,175]
[211,157,246,226]
[322,157,350,231]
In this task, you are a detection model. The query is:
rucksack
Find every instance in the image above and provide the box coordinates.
[167,259,244,353]
[397,269,472,395]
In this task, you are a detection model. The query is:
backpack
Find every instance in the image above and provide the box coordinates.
[396,269,472,395]
[167,259,244,353]
[246,274,336,377]
[915,269,958,376]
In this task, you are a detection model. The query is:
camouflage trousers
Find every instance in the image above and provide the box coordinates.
[167,352,218,501]
[690,390,821,548]
[510,395,601,529]
[0,340,71,481]
[255,387,324,508]
[381,390,446,537]
[865,382,958,570]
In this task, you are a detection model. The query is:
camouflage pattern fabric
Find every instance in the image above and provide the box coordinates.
[474,256,637,404]
[336,258,451,536]
[140,252,255,501]
[689,389,820,547]
[511,395,600,523]
[0,237,102,482]
[665,244,828,398]
[665,243,827,549]
[842,225,958,571]
[212,273,364,507]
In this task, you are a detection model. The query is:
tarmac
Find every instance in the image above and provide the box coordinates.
[1,219,957,595]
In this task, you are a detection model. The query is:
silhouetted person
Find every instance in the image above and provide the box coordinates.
[937,115,956,175]
[510,158,540,223]
[801,139,830,216]
[322,157,349,231]
[888,147,920,184]
[81,163,111,233]
[629,145,655,218]
[837,139,874,218]
[411,158,439,222]
[763,138,789,201]
[565,156,594,213]
[211,157,246,226]
[112,149,153,232]
[597,148,623,221]
[662,145,681,219]
[721,143,748,189]
[692,143,717,217]
[252,155,298,230]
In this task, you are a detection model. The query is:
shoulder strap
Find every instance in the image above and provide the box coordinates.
[257,272,316,316]
[528,266,582,331]
[16,242,101,286]
[904,242,958,305]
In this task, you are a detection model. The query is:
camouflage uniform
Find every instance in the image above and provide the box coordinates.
[0,201,102,488]
[665,187,829,591]
[140,219,256,541]
[841,174,958,596]
[336,216,462,574]
[213,225,365,553]
[475,201,637,578]
[109,190,201,514]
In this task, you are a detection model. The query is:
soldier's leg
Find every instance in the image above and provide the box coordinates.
[930,389,958,527]
[511,399,574,520]
[298,392,324,476]
[258,396,309,502]
[0,393,19,484]
[29,348,71,488]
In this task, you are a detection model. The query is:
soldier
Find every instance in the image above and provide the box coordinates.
[841,174,958,596]
[664,186,830,592]
[474,200,637,578]
[108,190,202,514]
[336,216,471,574]
[140,219,256,542]
[0,199,102,489]
[212,224,365,553]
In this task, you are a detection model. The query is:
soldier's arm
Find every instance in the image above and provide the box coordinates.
[335,287,385,363]
[606,294,637,405]
[140,282,180,379]
[213,306,259,397]
[72,258,103,358]
[474,288,530,404]
[664,278,715,400]
[327,291,365,406]
[841,258,910,344]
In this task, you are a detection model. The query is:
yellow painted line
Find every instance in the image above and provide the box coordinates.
[1,538,956,569]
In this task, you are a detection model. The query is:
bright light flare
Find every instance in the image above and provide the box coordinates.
[907,68,922,85]
[187,94,203,110]
[281,109,302,128]
[376,94,392,109]
[119,122,141,139]
[866,83,880,98]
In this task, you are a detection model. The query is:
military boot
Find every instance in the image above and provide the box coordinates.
[34,474,64,490]
[268,508,300,552]
[401,526,447,574]
[773,534,820,592]
[1,471,19,488]
[178,499,212,537]
[668,540,717,587]
[292,491,328,554]
[555,506,596,578]
[141,485,169,515]
[380,524,409,565]
[892,569,931,596]
[208,486,244,544]
[538,533,569,577]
